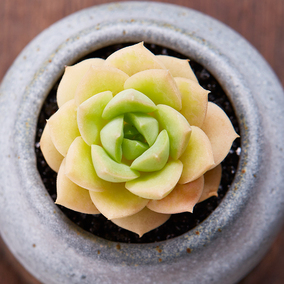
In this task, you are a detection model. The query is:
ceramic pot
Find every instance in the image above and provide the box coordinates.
[0,2,284,284]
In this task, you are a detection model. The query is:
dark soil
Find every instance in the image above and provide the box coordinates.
[35,43,241,243]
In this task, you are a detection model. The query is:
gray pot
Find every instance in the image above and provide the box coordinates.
[0,2,284,284]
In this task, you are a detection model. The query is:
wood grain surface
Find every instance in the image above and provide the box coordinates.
[0,1,283,283]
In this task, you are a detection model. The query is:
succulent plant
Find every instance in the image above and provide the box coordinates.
[40,42,239,237]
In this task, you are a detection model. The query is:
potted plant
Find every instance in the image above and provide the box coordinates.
[0,2,284,284]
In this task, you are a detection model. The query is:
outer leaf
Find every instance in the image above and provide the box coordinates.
[156,55,198,82]
[179,126,215,184]
[175,77,209,127]
[102,89,157,120]
[48,99,80,157]
[105,42,165,76]
[155,104,191,160]
[91,145,140,182]
[74,65,129,106]
[89,183,148,220]
[111,207,171,237]
[65,137,111,192]
[40,123,64,172]
[125,160,183,199]
[201,102,239,165]
[77,91,113,146]
[124,69,182,110]
[56,159,100,214]
[57,58,105,108]
[147,176,204,214]
[130,129,170,172]
[199,164,222,203]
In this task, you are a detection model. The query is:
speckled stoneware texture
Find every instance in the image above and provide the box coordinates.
[0,2,284,284]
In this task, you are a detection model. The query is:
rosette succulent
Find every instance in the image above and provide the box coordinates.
[40,42,239,237]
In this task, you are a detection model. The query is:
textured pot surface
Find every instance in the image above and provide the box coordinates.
[0,2,284,284]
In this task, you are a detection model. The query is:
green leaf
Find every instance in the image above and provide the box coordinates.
[100,115,124,163]
[124,113,159,146]
[130,130,169,172]
[91,145,140,182]
[155,104,191,160]
[102,88,157,120]
[122,138,149,160]
[125,160,183,199]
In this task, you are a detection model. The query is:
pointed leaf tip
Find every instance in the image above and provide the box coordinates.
[111,207,170,237]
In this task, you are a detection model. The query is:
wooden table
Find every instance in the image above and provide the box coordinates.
[1,1,283,283]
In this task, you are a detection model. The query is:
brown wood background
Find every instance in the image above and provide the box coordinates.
[0,0,283,283]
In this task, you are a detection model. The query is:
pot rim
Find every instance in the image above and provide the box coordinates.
[1,2,284,284]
